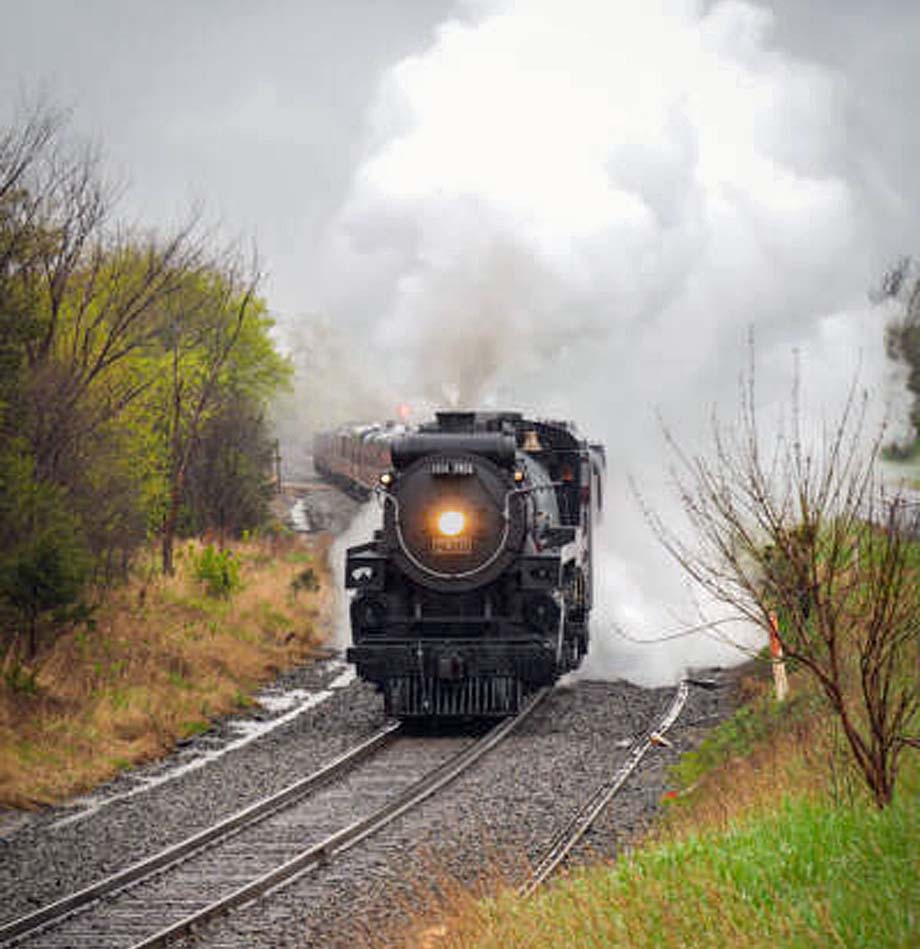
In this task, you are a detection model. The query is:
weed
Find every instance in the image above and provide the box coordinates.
[234,690,255,708]
[168,671,190,690]
[108,688,129,710]
[263,604,294,637]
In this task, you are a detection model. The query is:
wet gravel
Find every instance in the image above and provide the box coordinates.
[10,731,477,949]
[178,669,743,949]
[0,661,387,927]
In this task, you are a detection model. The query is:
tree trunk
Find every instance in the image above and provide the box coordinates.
[161,470,185,576]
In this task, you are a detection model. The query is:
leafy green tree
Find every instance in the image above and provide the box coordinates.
[182,392,276,540]
[148,263,290,573]
[0,101,292,656]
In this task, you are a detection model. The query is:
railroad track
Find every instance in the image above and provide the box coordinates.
[2,690,547,949]
[521,679,692,897]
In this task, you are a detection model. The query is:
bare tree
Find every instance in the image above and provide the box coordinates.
[643,366,920,808]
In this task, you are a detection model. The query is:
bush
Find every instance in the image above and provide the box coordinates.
[290,567,319,596]
[0,448,90,657]
[192,545,241,598]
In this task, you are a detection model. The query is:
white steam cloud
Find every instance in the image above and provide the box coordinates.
[315,0,901,683]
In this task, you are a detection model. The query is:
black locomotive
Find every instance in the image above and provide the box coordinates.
[318,411,604,718]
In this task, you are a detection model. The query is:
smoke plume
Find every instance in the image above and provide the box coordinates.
[315,0,907,683]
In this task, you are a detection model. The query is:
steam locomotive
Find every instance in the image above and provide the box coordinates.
[313,411,605,718]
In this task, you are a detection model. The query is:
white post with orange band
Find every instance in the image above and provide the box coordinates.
[768,611,789,701]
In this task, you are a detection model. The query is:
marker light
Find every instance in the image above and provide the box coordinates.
[437,510,466,537]
[513,469,525,483]
[379,471,393,487]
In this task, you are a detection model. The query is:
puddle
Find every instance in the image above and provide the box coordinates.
[290,498,311,532]
[257,688,312,714]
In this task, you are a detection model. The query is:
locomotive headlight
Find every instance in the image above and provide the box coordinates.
[436,509,466,537]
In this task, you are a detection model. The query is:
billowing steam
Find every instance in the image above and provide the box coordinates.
[311,0,903,683]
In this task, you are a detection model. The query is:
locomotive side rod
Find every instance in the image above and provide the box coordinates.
[0,723,401,946]
[132,687,550,949]
[520,679,692,897]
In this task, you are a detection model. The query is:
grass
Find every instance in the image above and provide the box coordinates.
[378,663,919,948]
[425,788,918,948]
[0,533,333,808]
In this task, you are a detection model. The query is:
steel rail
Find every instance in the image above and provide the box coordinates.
[0,722,402,946]
[521,679,691,897]
[132,687,550,949]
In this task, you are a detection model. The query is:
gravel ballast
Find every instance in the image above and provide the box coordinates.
[177,669,743,948]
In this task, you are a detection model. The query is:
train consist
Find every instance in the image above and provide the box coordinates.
[313,411,605,718]
[313,422,407,496]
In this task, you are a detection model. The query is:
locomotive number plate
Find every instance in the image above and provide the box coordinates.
[430,537,472,554]
[428,458,474,476]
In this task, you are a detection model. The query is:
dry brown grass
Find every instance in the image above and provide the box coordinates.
[0,533,332,808]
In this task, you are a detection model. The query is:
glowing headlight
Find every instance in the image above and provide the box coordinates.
[436,510,466,537]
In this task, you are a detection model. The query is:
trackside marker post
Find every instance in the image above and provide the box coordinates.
[768,612,789,701]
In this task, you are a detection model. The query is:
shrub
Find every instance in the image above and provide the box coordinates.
[290,567,319,596]
[192,545,241,598]
[0,449,90,657]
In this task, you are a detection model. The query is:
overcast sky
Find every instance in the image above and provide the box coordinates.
[0,0,454,312]
[2,1,917,317]
[4,0,919,680]
[3,1,917,318]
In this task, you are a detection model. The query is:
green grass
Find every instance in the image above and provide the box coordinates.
[670,685,819,792]
[283,549,313,565]
[466,775,919,948]
[179,719,210,738]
